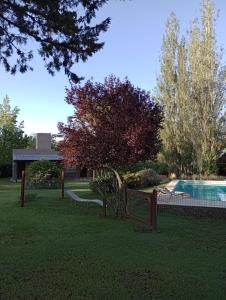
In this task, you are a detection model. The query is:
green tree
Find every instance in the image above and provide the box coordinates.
[0,95,19,128]
[157,12,189,175]
[0,95,33,166]
[157,0,226,176]
[188,0,225,175]
[0,0,110,82]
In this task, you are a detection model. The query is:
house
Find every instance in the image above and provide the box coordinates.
[12,133,63,181]
[12,133,91,181]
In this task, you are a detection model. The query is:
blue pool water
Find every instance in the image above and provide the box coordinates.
[173,181,226,202]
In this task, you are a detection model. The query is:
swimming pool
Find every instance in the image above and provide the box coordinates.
[173,180,226,202]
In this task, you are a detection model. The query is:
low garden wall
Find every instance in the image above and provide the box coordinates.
[158,204,226,220]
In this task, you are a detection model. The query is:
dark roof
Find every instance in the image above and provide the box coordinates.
[13,149,63,161]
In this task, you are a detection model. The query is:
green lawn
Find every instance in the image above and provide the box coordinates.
[0,179,226,299]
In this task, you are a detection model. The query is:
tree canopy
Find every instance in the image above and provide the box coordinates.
[59,76,163,169]
[0,0,110,82]
[0,95,20,128]
[157,0,226,176]
[0,95,33,166]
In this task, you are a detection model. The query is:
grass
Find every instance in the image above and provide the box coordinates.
[0,179,226,299]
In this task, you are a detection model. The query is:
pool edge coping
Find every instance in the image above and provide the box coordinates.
[164,179,226,208]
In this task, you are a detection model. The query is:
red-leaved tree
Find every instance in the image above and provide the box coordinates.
[58,76,163,169]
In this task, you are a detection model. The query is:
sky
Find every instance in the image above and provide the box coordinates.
[1,0,226,135]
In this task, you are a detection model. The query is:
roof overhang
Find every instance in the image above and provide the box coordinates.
[13,154,63,161]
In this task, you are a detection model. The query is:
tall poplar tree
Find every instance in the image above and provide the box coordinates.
[157,0,226,176]
[188,0,225,174]
[157,12,181,175]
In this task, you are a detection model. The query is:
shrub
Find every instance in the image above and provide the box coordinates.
[0,164,12,178]
[119,161,152,175]
[122,172,139,188]
[26,160,61,189]
[150,161,168,175]
[123,168,161,188]
[136,168,161,188]
[118,160,168,176]
[180,173,224,181]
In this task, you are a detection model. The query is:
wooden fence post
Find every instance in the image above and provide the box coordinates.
[20,170,25,207]
[149,189,157,232]
[61,169,65,199]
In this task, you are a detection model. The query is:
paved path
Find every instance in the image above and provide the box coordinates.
[65,189,103,207]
